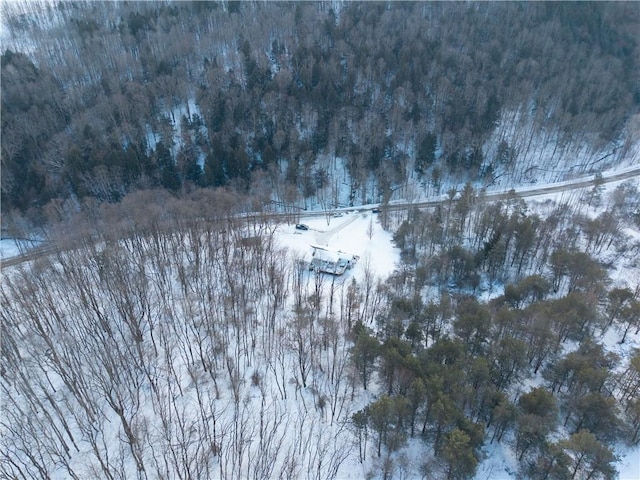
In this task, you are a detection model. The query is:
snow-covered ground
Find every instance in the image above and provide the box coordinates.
[282,180,640,479]
[0,238,44,261]
[0,239,22,259]
[301,177,640,479]
[0,208,401,480]
[276,211,399,284]
[470,177,640,480]
[616,445,640,480]
[2,168,639,479]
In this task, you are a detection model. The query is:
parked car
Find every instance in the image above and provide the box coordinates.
[295,224,309,231]
[372,207,381,213]
[332,212,344,217]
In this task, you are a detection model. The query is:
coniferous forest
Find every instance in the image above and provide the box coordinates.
[2,2,640,480]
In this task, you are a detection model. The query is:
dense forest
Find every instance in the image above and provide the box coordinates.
[2,1,639,221]
[2,2,640,480]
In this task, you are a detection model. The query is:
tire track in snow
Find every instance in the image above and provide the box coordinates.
[313,214,361,246]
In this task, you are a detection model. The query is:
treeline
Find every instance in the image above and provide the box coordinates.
[349,183,640,478]
[2,1,638,216]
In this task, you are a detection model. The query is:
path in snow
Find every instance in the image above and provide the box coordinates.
[313,215,360,246]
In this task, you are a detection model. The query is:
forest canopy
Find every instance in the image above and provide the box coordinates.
[1,1,638,215]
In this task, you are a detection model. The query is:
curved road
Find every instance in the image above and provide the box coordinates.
[2,166,639,268]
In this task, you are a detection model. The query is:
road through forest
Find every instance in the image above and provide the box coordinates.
[2,165,639,268]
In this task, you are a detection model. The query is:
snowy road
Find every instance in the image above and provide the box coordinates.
[384,164,640,212]
[2,165,639,267]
